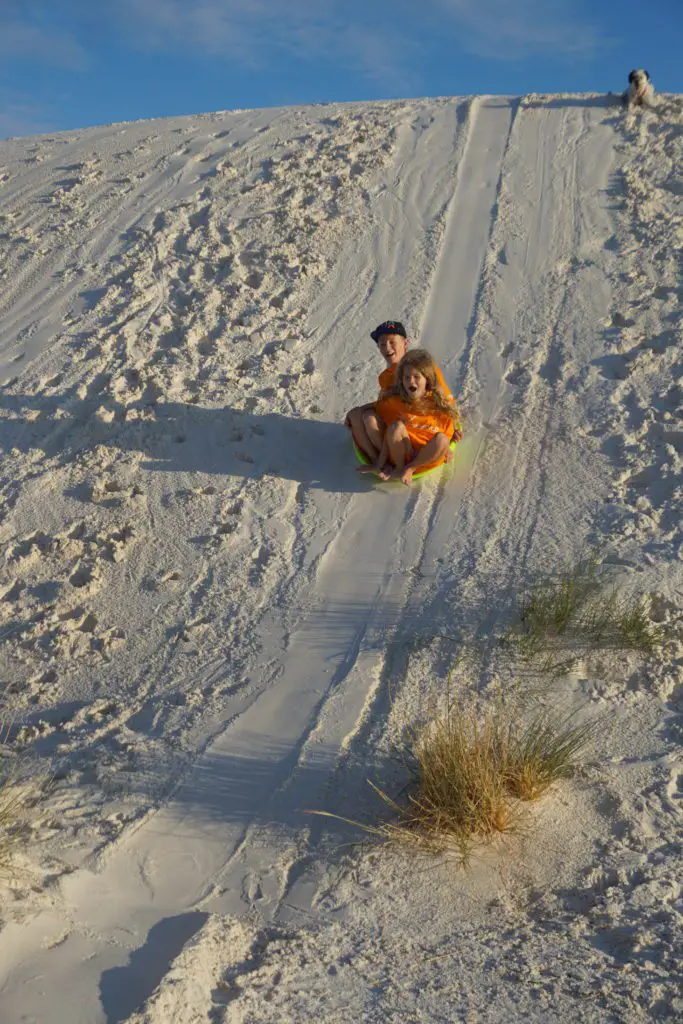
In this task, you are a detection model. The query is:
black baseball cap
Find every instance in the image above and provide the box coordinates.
[370,320,407,343]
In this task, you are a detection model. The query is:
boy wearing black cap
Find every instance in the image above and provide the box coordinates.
[345,321,454,466]
[345,321,409,464]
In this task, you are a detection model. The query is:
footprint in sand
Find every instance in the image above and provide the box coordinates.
[505,363,531,386]
[68,564,99,591]
[1,579,24,603]
[612,311,636,328]
[10,531,53,564]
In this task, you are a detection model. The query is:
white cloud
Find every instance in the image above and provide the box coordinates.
[0,0,607,86]
[0,92,52,138]
[111,0,335,61]
[0,11,87,69]
[109,0,418,88]
[109,0,605,64]
[0,1,409,85]
[434,0,603,59]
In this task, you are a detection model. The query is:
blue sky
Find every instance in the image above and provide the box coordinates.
[1,0,680,137]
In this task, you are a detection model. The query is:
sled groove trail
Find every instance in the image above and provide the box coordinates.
[288,98,521,878]
[410,104,618,676]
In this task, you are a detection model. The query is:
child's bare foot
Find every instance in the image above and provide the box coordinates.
[400,466,415,485]
[378,466,393,481]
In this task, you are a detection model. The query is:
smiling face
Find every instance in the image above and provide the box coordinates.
[402,364,428,401]
[376,332,408,366]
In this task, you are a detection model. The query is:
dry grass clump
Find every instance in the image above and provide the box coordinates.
[0,723,34,876]
[406,706,515,844]
[315,700,593,865]
[518,555,602,639]
[501,713,592,801]
[512,555,664,666]
[0,780,29,877]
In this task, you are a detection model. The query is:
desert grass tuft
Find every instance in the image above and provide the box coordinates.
[0,721,37,877]
[519,555,601,637]
[501,713,594,801]
[0,780,30,877]
[580,585,663,652]
[510,555,664,668]
[312,700,593,865]
[401,706,516,847]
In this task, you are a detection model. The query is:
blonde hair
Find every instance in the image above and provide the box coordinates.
[393,349,459,424]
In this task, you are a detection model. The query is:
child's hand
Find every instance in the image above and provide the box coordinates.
[453,427,463,442]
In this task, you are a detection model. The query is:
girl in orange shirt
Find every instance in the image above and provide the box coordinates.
[363,349,463,484]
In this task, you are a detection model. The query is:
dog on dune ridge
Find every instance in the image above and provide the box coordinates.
[624,69,655,108]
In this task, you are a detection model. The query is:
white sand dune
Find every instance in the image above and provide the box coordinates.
[0,93,681,1022]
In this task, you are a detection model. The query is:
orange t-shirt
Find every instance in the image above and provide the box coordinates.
[378,364,453,403]
[375,395,456,448]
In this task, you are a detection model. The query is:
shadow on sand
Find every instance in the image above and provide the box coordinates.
[0,386,372,493]
[99,912,210,1023]
[94,737,401,1020]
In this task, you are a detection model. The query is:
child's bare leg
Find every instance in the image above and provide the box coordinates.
[356,411,388,474]
[400,432,450,485]
[362,409,385,452]
[346,406,379,463]
[382,421,412,480]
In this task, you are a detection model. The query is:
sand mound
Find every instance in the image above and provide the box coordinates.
[0,93,681,1021]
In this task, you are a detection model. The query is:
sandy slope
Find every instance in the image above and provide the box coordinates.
[0,93,681,1022]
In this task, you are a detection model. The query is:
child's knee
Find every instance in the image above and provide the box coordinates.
[387,420,408,441]
[362,409,381,430]
[434,432,450,452]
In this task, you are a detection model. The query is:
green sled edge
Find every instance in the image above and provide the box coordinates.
[353,439,457,480]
